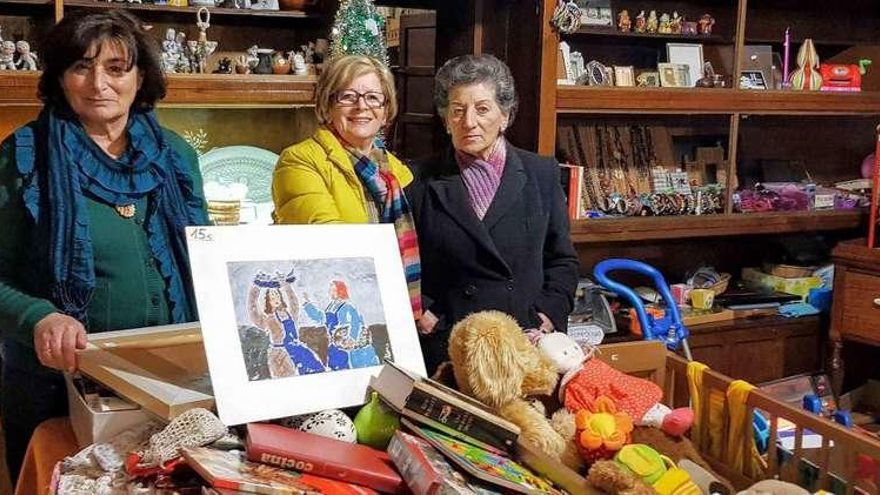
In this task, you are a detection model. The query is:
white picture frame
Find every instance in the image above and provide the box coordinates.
[657,62,691,88]
[739,70,768,90]
[613,66,635,87]
[187,224,426,425]
[666,43,704,88]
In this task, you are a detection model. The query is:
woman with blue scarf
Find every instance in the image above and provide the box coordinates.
[0,11,207,481]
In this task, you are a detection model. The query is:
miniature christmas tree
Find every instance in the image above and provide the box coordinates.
[329,0,388,65]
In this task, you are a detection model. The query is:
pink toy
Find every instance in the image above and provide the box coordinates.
[537,332,693,436]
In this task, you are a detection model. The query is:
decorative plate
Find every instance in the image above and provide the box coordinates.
[199,145,279,204]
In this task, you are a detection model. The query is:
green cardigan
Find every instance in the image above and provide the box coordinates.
[0,127,207,349]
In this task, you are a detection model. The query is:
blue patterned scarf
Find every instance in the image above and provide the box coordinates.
[14,108,208,324]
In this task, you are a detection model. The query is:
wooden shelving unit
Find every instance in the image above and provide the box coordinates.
[556,86,880,115]
[570,210,865,244]
[62,0,320,18]
[570,26,731,45]
[0,71,317,107]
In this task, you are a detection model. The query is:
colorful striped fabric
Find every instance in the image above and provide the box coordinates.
[346,142,423,320]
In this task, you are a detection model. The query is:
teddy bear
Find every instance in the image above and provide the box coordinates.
[537,332,694,436]
[587,460,655,495]
[447,311,583,470]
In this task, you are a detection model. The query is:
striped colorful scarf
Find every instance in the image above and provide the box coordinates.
[454,137,507,220]
[343,140,423,320]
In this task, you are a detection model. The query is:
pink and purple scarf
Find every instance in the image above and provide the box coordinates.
[454,137,507,220]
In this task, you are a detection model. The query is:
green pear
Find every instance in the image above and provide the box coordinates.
[354,390,401,449]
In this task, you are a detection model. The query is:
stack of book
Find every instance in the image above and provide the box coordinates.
[370,361,572,495]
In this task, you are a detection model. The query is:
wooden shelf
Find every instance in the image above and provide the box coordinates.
[62,0,321,18]
[571,26,731,44]
[570,210,865,243]
[0,0,52,5]
[0,72,317,106]
[556,86,880,115]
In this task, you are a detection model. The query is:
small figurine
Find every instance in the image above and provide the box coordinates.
[658,12,671,34]
[646,10,659,34]
[14,41,37,71]
[682,21,698,36]
[272,52,290,74]
[161,28,181,73]
[187,8,218,74]
[696,61,716,88]
[634,10,646,33]
[0,41,16,71]
[670,11,682,35]
[174,32,191,73]
[292,52,307,76]
[213,56,233,74]
[236,45,259,74]
[698,14,715,35]
[617,9,631,33]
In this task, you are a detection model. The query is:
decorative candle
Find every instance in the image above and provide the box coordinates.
[783,26,791,88]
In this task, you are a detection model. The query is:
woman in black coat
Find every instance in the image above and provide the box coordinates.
[408,54,579,375]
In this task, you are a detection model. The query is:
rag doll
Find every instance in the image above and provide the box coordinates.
[537,332,693,436]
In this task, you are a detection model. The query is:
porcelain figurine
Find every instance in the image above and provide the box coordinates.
[617,9,631,33]
[272,52,290,74]
[0,41,16,71]
[213,56,233,74]
[646,10,659,34]
[670,11,682,35]
[236,45,259,74]
[175,32,192,73]
[15,40,37,71]
[634,10,647,33]
[161,28,181,73]
[187,7,218,73]
[658,12,671,34]
[292,52,307,75]
[698,14,715,35]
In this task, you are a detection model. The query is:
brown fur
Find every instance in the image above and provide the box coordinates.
[587,460,655,495]
[448,311,576,465]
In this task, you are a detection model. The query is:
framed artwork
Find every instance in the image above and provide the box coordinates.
[740,70,768,90]
[666,43,704,88]
[187,224,426,425]
[576,0,612,27]
[613,66,635,87]
[636,71,660,87]
[657,63,690,87]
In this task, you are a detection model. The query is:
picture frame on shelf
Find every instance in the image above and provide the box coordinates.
[740,70,768,90]
[576,0,612,27]
[613,66,635,87]
[666,43,704,88]
[636,71,660,87]
[657,63,690,87]
[186,224,426,425]
[585,60,614,86]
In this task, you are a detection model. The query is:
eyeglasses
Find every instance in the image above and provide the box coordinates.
[333,90,387,108]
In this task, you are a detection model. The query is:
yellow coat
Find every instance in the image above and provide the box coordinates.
[272,127,413,224]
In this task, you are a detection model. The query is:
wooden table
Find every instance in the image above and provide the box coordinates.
[15,418,78,495]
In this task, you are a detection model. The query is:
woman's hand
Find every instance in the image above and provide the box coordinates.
[33,312,88,372]
[417,310,440,335]
[536,312,554,333]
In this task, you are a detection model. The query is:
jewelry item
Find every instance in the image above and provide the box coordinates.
[115,204,136,219]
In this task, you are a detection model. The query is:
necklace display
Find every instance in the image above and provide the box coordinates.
[115,204,136,219]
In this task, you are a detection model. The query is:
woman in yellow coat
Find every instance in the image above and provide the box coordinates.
[272,54,422,318]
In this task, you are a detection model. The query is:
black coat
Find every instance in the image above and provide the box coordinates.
[407,143,579,374]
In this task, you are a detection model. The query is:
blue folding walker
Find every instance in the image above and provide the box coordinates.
[593,258,693,361]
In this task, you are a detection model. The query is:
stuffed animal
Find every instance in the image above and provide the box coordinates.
[736,480,809,495]
[631,426,734,494]
[587,460,655,495]
[537,332,693,436]
[574,396,634,463]
[448,311,581,469]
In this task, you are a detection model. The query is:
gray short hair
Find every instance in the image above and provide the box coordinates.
[434,54,518,126]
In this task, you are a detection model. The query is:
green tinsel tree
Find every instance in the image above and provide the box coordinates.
[329,0,389,65]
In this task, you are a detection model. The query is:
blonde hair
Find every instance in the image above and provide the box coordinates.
[314,55,398,126]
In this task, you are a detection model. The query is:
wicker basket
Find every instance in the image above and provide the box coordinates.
[706,272,731,295]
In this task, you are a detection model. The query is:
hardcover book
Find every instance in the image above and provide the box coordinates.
[182,447,378,495]
[245,423,405,494]
[370,361,519,453]
[401,419,565,495]
[387,430,502,495]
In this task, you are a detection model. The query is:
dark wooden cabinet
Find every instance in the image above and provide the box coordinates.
[830,239,880,392]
